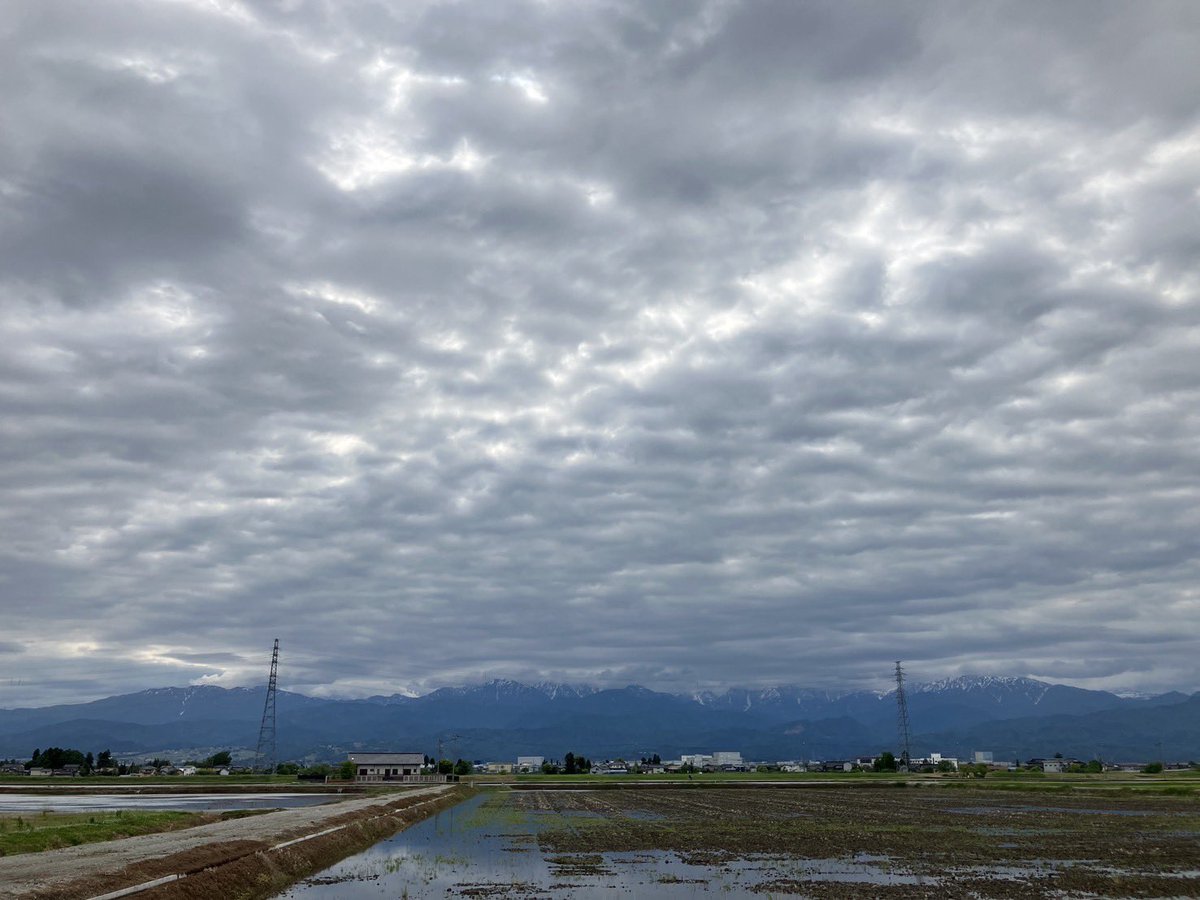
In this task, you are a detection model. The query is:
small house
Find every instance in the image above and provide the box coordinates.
[348,752,425,782]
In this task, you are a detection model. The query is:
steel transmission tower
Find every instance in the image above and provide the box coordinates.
[254,639,279,775]
[894,660,912,771]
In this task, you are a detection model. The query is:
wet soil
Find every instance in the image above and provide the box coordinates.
[507,785,1200,897]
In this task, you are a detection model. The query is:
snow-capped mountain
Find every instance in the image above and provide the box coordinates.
[0,675,1191,762]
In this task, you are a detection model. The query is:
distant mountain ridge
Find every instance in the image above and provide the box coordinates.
[0,676,1194,763]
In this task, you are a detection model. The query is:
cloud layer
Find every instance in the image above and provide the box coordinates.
[2,0,1198,705]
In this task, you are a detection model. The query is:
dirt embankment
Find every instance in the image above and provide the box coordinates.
[0,784,466,900]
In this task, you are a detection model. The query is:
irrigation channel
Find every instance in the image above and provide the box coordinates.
[273,784,1200,899]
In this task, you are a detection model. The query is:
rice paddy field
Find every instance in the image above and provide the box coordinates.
[277,783,1200,897]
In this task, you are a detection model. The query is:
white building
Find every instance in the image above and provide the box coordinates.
[713,751,744,768]
[516,756,544,773]
[348,752,424,782]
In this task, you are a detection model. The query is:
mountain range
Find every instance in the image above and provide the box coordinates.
[0,676,1194,764]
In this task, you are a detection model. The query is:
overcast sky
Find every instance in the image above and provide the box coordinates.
[2,0,1198,707]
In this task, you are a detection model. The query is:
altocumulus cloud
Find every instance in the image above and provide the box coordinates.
[1,0,1198,706]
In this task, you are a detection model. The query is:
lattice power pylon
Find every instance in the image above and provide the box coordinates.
[894,660,912,771]
[254,639,279,775]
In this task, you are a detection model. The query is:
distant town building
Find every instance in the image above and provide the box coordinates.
[483,762,513,775]
[713,751,744,768]
[973,751,994,764]
[818,760,854,772]
[515,756,545,773]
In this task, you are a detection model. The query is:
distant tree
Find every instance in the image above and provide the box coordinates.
[1142,762,1163,774]
[96,750,113,770]
[275,762,300,775]
[540,761,560,775]
[564,752,577,775]
[150,758,171,769]
[32,748,87,770]
[84,752,94,775]
[437,759,454,775]
[453,759,472,776]
[936,760,954,773]
[338,760,356,780]
[1084,760,1103,774]
[1054,752,1063,759]
[873,752,897,772]
[204,751,233,768]
[301,763,333,778]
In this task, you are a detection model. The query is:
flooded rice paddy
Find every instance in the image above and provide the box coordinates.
[278,785,1200,898]
[0,792,337,813]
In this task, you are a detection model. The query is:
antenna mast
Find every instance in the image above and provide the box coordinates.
[254,639,279,775]
[894,660,912,771]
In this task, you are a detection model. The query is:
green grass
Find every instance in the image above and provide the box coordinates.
[460,795,530,831]
[0,809,211,855]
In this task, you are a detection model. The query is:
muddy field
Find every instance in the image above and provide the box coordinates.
[504,785,1200,897]
[277,784,1200,898]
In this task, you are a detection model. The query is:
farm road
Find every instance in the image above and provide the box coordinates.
[0,784,452,899]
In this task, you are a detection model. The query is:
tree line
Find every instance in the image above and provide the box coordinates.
[6,747,237,775]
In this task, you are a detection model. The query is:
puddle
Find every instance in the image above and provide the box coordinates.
[759,853,938,886]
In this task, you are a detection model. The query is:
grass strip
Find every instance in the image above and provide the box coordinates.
[0,810,246,856]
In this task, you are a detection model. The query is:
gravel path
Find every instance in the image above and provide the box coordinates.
[0,785,452,898]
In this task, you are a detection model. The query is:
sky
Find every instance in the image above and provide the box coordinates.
[1,0,1199,708]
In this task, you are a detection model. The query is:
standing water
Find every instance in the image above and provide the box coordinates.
[275,792,932,898]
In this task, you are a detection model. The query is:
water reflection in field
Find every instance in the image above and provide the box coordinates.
[0,793,337,813]
[276,793,929,898]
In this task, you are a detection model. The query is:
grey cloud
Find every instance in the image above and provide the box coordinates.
[1,0,1198,707]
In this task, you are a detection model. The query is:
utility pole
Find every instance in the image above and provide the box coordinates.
[894,661,912,772]
[254,639,279,775]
